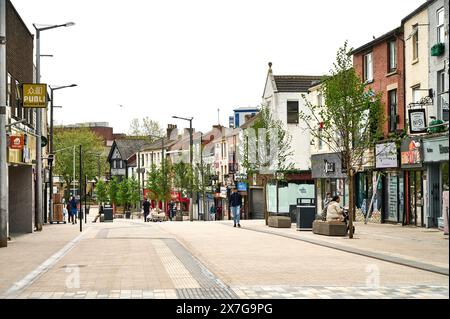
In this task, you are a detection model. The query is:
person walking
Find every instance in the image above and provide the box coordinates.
[143,197,151,222]
[69,196,78,224]
[169,200,175,221]
[209,204,216,221]
[92,204,104,223]
[229,188,242,228]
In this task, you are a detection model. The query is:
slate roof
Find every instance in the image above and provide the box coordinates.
[274,75,324,92]
[108,138,149,162]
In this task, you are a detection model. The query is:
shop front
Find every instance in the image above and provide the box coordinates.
[422,134,449,228]
[311,153,348,215]
[375,142,404,225]
[401,137,425,227]
[7,131,37,234]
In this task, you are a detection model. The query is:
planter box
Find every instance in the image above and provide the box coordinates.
[268,216,292,228]
[431,43,445,56]
[313,220,347,236]
[175,215,183,221]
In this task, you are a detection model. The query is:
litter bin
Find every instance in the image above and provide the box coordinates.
[296,198,316,231]
[103,206,113,222]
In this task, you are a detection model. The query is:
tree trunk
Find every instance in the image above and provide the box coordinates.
[348,169,355,239]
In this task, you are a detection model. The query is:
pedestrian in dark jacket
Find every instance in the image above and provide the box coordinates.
[229,188,242,227]
[143,198,151,222]
[69,196,78,224]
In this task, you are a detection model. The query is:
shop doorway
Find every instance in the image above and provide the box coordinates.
[407,171,424,226]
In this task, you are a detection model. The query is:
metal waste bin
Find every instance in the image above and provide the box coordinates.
[103,205,113,222]
[296,198,316,231]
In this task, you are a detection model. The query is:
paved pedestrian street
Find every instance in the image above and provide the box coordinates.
[0,212,448,299]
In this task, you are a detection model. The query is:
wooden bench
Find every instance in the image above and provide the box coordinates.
[313,220,347,236]
[268,216,292,228]
[114,214,124,219]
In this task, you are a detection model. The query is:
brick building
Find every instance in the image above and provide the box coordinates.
[352,27,406,136]
[351,27,407,225]
[4,0,37,234]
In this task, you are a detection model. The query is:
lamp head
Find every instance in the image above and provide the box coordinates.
[65,22,76,27]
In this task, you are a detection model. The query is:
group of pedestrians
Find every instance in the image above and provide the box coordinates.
[64,196,78,224]
[139,187,243,227]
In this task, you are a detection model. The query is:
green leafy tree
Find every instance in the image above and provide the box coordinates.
[172,162,192,200]
[240,105,294,176]
[145,164,161,201]
[94,180,109,205]
[108,176,120,206]
[128,177,141,211]
[117,178,131,211]
[299,41,384,238]
[54,127,107,191]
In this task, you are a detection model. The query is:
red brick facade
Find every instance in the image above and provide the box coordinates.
[353,30,405,137]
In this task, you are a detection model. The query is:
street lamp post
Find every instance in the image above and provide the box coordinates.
[33,21,75,229]
[48,84,77,223]
[172,116,194,221]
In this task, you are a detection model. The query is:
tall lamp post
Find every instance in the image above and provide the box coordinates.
[33,21,75,230]
[172,116,194,221]
[48,84,77,223]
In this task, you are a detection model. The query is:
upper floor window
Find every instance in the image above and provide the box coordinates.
[317,93,323,107]
[388,89,398,132]
[363,52,373,82]
[437,70,448,121]
[287,101,299,124]
[412,86,421,103]
[317,128,323,150]
[437,8,445,43]
[412,25,419,60]
[388,40,397,72]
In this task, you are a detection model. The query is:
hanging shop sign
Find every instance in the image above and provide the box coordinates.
[401,137,423,168]
[423,136,449,163]
[9,135,24,150]
[408,109,427,134]
[237,182,247,192]
[22,84,47,108]
[375,142,398,168]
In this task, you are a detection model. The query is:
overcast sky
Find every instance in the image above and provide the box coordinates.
[12,0,425,134]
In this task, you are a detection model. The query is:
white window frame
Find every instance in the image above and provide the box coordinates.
[412,86,421,104]
[364,52,373,82]
[437,7,445,44]
[388,40,397,72]
[412,25,419,61]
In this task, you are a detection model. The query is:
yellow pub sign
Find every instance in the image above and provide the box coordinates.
[22,84,47,108]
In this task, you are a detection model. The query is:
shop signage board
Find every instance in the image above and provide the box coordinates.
[408,109,427,134]
[423,137,449,163]
[375,142,398,168]
[22,84,47,108]
[9,135,24,150]
[237,182,247,192]
[311,153,346,179]
[401,137,423,168]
